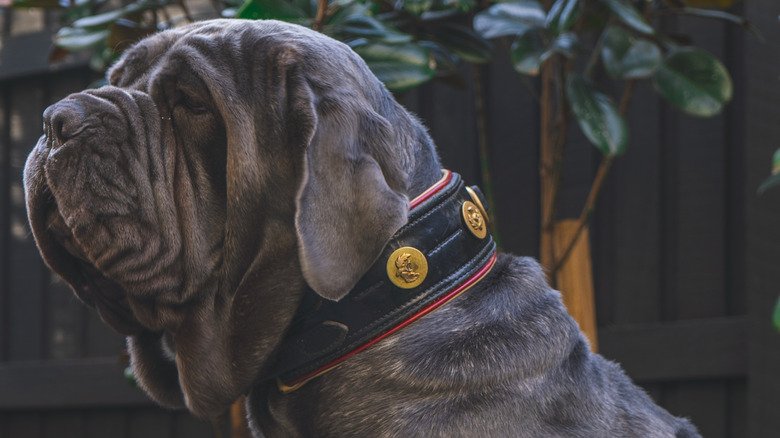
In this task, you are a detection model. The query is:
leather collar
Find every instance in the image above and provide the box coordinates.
[269,170,497,392]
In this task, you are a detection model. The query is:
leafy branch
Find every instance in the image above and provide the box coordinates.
[472,0,740,280]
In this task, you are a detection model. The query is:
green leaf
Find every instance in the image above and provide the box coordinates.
[684,0,742,8]
[758,148,780,194]
[542,31,578,61]
[473,0,546,39]
[60,0,109,23]
[351,41,435,92]
[336,15,412,43]
[510,28,545,75]
[54,27,110,51]
[420,9,461,21]
[678,7,762,40]
[9,0,65,8]
[427,23,493,64]
[327,2,370,25]
[773,294,780,332]
[124,366,139,388]
[404,0,435,16]
[510,30,577,75]
[546,0,581,34]
[652,47,733,117]
[601,25,661,79]
[600,0,654,35]
[566,73,628,156]
[106,20,156,54]
[294,0,316,16]
[237,0,309,21]
[442,0,477,13]
[678,7,748,26]
[759,173,780,194]
[71,3,147,29]
[771,149,780,175]
[90,44,113,71]
[419,40,467,88]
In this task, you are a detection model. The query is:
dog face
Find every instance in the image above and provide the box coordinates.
[23,19,435,417]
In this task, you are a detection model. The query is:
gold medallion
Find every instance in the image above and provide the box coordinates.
[387,247,428,289]
[462,201,487,239]
[465,186,489,225]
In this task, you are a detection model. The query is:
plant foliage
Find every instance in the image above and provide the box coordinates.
[18,0,498,91]
[472,0,740,157]
[759,146,780,194]
[13,0,746,123]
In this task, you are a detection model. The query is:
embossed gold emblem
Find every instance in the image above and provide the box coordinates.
[462,201,487,239]
[465,186,489,225]
[387,247,428,289]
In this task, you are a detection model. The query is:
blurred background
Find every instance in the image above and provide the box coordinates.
[0,0,779,437]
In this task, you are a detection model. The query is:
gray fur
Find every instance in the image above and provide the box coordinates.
[23,19,699,437]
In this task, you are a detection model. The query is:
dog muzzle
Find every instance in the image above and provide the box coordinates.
[270,170,497,392]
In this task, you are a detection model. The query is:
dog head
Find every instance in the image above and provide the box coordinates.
[24,19,440,417]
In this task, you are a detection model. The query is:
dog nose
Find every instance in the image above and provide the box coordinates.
[44,100,86,147]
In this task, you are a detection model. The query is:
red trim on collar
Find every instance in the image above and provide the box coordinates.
[409,169,452,210]
[278,252,497,392]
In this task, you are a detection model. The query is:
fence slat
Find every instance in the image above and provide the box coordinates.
[606,82,664,325]
[85,410,130,438]
[7,77,48,361]
[2,411,43,438]
[664,381,729,438]
[43,412,85,438]
[598,316,748,382]
[129,410,173,438]
[0,358,155,409]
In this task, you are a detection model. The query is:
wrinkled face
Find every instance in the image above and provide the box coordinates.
[24,18,411,341]
[23,23,273,335]
[23,19,418,418]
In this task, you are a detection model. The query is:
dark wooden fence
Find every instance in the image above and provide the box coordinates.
[2,2,780,437]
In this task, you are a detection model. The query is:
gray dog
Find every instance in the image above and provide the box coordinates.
[24,19,699,437]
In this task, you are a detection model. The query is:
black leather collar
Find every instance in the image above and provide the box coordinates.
[270,170,497,392]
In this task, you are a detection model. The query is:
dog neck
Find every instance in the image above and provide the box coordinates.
[269,170,497,392]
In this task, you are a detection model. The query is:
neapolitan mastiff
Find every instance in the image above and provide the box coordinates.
[24,19,699,437]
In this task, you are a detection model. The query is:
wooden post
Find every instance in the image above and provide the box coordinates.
[553,219,598,352]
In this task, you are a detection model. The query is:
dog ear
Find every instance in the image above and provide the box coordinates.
[291,72,409,301]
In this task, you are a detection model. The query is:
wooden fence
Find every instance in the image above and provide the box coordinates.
[2,2,780,437]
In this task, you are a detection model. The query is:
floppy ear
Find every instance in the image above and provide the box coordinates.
[293,78,409,301]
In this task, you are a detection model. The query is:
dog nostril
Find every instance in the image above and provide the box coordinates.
[53,119,65,143]
[45,101,86,147]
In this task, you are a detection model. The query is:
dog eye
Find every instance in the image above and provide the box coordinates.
[177,94,210,115]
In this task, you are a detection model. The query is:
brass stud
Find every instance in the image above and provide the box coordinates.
[387,247,428,289]
[462,201,487,239]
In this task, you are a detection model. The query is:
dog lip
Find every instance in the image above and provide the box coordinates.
[45,207,90,263]
[39,184,91,264]
[34,186,138,329]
